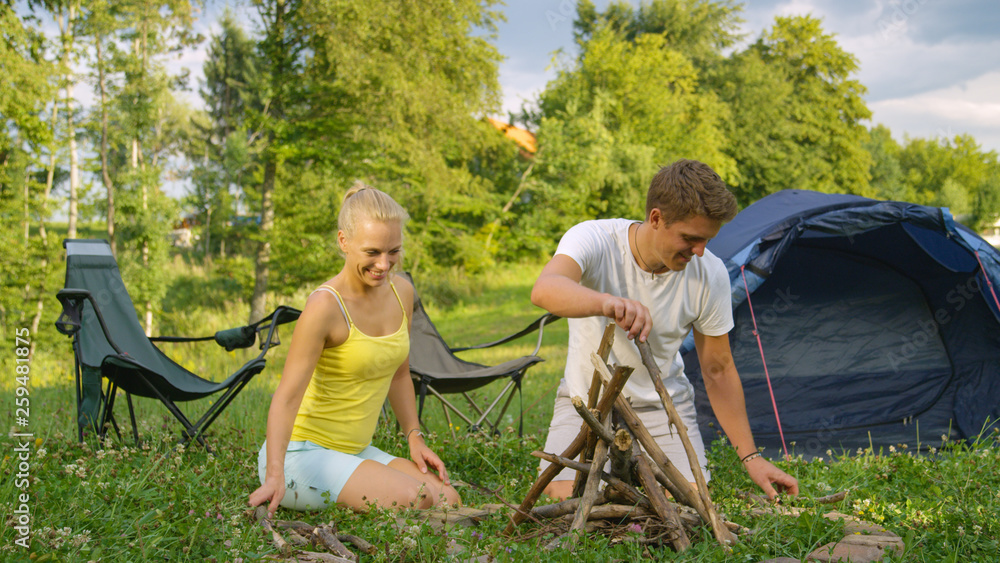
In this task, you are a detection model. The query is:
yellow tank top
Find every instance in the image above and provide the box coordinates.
[289,282,409,454]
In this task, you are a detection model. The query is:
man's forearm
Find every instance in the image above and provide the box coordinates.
[703,365,758,458]
[531,274,607,318]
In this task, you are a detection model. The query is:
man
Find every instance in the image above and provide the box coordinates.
[532,159,798,501]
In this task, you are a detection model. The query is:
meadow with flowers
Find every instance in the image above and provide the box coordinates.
[3,262,999,561]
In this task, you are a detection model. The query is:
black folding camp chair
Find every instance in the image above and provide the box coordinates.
[401,272,559,437]
[55,239,300,451]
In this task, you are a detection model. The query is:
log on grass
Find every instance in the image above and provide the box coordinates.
[313,524,356,561]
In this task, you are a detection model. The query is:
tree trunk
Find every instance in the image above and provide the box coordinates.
[28,98,62,359]
[66,81,80,239]
[95,34,115,255]
[59,4,80,240]
[249,0,288,324]
[249,154,276,323]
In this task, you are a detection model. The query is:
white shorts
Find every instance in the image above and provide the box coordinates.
[257,440,398,511]
[539,381,710,483]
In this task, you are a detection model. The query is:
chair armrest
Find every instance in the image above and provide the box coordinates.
[450,313,561,356]
[54,288,125,354]
[55,289,92,336]
[254,306,302,356]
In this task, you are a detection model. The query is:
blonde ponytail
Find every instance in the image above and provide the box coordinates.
[337,181,409,238]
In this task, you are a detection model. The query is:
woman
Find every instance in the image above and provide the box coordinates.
[249,185,460,516]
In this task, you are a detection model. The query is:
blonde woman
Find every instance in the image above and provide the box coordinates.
[249,185,460,515]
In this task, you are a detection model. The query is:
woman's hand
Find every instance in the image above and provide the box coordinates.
[408,432,450,486]
[248,474,286,518]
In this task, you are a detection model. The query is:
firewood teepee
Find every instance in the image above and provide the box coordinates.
[503,323,740,551]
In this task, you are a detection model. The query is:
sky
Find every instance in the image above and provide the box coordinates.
[490,0,1000,153]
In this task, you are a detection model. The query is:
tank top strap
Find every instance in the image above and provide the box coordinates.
[388,281,407,319]
[312,285,353,326]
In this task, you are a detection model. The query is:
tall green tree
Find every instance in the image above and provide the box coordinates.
[713,16,872,204]
[863,124,907,202]
[191,9,261,261]
[246,0,302,323]
[95,0,200,333]
[898,135,1000,229]
[0,7,56,343]
[574,0,744,70]
[524,8,735,246]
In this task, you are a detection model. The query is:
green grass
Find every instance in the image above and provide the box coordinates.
[2,258,999,561]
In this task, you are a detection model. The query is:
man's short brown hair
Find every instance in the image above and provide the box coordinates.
[646,159,738,225]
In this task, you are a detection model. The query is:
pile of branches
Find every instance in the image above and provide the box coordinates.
[252,506,376,562]
[504,324,743,552]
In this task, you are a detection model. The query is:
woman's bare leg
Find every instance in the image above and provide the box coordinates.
[336,459,460,510]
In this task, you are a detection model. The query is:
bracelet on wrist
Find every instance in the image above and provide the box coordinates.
[406,428,424,440]
[740,451,762,464]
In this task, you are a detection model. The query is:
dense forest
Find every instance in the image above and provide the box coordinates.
[3,0,1000,348]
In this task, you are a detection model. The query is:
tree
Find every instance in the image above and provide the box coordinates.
[711,16,872,204]
[523,13,734,246]
[574,0,744,70]
[898,134,1000,229]
[0,7,56,344]
[191,9,261,261]
[246,0,302,323]
[863,124,908,202]
[93,0,200,333]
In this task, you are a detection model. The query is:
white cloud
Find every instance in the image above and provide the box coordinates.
[871,71,1000,152]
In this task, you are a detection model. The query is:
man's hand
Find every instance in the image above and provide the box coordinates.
[602,295,652,342]
[744,456,799,501]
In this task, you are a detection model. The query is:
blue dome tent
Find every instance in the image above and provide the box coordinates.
[683,189,1000,458]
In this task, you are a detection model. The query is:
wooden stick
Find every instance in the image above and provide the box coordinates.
[593,364,699,509]
[254,506,294,556]
[571,396,631,472]
[530,451,649,510]
[635,452,691,551]
[312,525,356,561]
[574,323,617,498]
[531,496,596,520]
[635,340,735,546]
[337,534,376,555]
[285,527,311,547]
[505,362,634,533]
[578,503,655,521]
[568,410,613,539]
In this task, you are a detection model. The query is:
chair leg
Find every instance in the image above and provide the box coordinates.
[427,387,476,427]
[470,379,519,434]
[133,373,211,453]
[100,380,122,444]
[126,393,142,448]
[440,401,457,441]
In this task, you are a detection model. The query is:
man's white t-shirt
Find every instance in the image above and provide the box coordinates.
[555,218,734,408]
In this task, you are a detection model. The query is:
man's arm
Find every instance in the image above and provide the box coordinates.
[531,254,653,342]
[694,329,799,500]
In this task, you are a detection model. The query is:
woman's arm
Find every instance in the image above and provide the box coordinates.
[248,293,338,516]
[385,277,450,485]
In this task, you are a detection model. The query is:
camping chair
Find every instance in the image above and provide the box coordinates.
[55,239,300,452]
[401,272,559,437]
